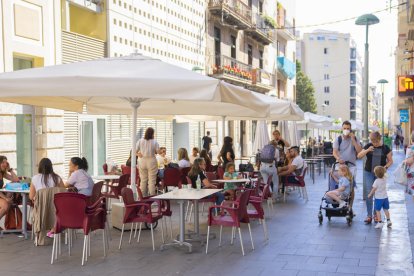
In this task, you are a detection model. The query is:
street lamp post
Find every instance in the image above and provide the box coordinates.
[355,14,380,146]
[377,79,388,143]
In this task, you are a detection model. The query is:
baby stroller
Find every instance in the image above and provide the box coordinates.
[318,161,356,226]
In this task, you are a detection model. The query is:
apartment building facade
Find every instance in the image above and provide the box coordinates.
[205,0,296,157]
[302,31,363,121]
[394,0,414,141]
[0,0,64,176]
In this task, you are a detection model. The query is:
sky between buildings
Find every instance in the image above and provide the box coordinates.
[296,0,397,117]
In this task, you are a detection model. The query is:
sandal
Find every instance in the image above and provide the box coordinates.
[364,216,372,224]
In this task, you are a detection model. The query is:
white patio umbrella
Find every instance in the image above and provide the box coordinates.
[252,121,270,153]
[0,54,272,195]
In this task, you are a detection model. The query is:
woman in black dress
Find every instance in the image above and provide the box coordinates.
[218,136,235,168]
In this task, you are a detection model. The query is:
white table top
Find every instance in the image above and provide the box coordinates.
[93,175,120,180]
[0,188,29,194]
[152,189,222,200]
[213,179,251,183]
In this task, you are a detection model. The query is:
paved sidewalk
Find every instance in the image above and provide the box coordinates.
[0,151,413,275]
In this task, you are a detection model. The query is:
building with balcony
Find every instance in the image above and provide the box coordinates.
[0,0,64,176]
[394,0,414,141]
[275,0,296,101]
[302,30,363,121]
[369,86,382,127]
[206,0,280,157]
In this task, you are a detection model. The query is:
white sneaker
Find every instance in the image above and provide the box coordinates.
[375,222,384,229]
[387,220,392,228]
[338,201,346,208]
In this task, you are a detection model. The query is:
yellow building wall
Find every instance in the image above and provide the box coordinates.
[69,4,106,41]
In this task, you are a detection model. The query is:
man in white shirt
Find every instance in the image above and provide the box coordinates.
[278,146,306,185]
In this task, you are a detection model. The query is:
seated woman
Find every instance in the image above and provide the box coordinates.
[0,156,19,225]
[188,158,224,206]
[189,147,199,165]
[29,158,64,201]
[30,158,65,239]
[200,149,212,171]
[177,148,191,168]
[65,157,94,196]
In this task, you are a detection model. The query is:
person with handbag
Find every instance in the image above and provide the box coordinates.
[357,131,393,224]
[0,156,19,225]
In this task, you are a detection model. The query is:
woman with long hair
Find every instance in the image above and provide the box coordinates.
[218,136,235,167]
[177,148,191,168]
[29,158,64,200]
[65,157,94,196]
[136,127,159,196]
[0,156,19,223]
[188,158,224,205]
[200,149,212,170]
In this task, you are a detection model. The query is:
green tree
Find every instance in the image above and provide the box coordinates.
[296,61,317,113]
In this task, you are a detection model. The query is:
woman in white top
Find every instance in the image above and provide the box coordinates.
[65,157,94,196]
[29,158,64,201]
[177,148,191,168]
[136,127,159,196]
[189,147,199,165]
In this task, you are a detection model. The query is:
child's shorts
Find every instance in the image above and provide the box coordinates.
[374,198,389,211]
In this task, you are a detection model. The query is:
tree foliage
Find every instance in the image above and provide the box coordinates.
[296,61,317,113]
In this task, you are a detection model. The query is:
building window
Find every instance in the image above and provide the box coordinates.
[350,111,356,120]
[259,1,263,13]
[324,86,330,93]
[350,73,356,85]
[350,99,356,110]
[324,100,329,106]
[230,35,236,59]
[259,50,263,69]
[214,27,221,66]
[350,48,356,59]
[324,48,328,54]
[114,36,117,42]
[247,44,253,66]
[350,86,356,97]
[324,74,329,80]
[350,61,356,72]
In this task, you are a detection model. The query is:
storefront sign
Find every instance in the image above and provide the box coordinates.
[400,109,409,123]
[398,76,414,96]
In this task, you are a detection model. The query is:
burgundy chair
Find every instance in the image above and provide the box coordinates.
[121,165,131,175]
[118,188,164,251]
[216,166,225,179]
[282,167,308,202]
[161,168,182,191]
[248,184,270,241]
[205,190,254,256]
[52,193,106,266]
[102,164,109,175]
[102,174,130,204]
[136,187,173,240]
[87,181,104,205]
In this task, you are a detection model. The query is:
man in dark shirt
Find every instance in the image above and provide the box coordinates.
[202,131,213,158]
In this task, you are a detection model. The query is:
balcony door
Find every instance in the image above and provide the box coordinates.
[80,117,106,176]
[214,27,221,66]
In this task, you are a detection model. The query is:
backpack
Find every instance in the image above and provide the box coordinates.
[260,144,276,163]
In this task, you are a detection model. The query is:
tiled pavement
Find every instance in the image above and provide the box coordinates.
[0,151,413,275]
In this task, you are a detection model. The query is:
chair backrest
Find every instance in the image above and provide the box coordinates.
[301,167,308,178]
[121,165,131,175]
[88,181,103,205]
[54,193,88,232]
[180,167,191,176]
[237,190,251,223]
[163,168,182,187]
[118,174,130,189]
[216,166,224,179]
[121,187,135,205]
[103,163,108,175]
[205,172,217,181]
[262,184,272,200]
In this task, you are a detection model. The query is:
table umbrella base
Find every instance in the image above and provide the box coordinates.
[160,240,192,253]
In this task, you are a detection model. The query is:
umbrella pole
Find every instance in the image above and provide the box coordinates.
[222,116,226,137]
[131,102,141,199]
